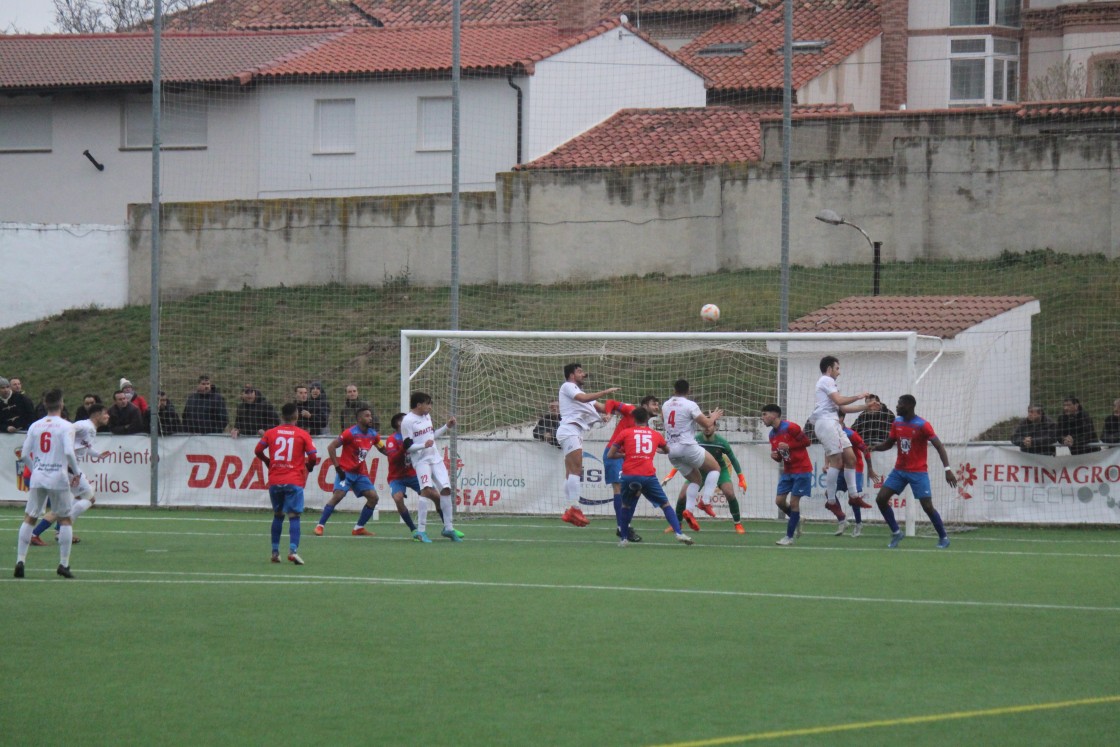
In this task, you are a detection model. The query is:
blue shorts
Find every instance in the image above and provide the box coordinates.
[883,470,932,499]
[619,474,670,507]
[333,471,375,496]
[389,476,422,497]
[269,485,305,514]
[776,472,813,498]
[836,471,864,494]
[603,446,623,485]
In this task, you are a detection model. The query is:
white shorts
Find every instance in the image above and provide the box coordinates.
[815,418,852,457]
[71,473,94,499]
[668,443,707,472]
[415,459,452,493]
[26,487,74,519]
[556,423,586,456]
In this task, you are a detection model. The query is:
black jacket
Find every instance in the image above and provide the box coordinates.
[852,407,895,447]
[235,392,280,436]
[108,402,145,435]
[1011,417,1058,455]
[1102,415,1120,445]
[183,390,229,434]
[1056,410,1099,455]
[156,402,182,436]
[1,392,35,431]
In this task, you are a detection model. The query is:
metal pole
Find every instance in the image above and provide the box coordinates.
[873,240,882,296]
[778,0,793,413]
[148,0,162,508]
[449,0,462,502]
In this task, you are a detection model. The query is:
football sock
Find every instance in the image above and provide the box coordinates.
[58,525,73,567]
[31,518,51,538]
[564,474,581,507]
[71,498,93,520]
[825,500,846,521]
[317,504,335,527]
[786,510,800,538]
[289,517,301,552]
[700,470,719,502]
[926,507,947,539]
[661,504,682,534]
[675,497,686,520]
[852,505,862,523]
[726,495,742,522]
[356,505,374,528]
[396,504,417,531]
[685,482,699,512]
[440,493,454,531]
[843,468,859,499]
[271,515,284,552]
[619,501,637,535]
[825,467,840,504]
[17,522,32,563]
[880,503,900,532]
[417,499,429,532]
[612,492,623,531]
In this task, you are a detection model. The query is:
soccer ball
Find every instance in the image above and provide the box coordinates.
[700,304,721,323]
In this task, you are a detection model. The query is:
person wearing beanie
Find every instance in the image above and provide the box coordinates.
[119,378,149,415]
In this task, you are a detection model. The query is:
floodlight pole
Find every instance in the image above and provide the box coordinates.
[149,0,162,508]
[815,210,881,296]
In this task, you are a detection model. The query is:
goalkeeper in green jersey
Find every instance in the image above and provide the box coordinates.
[662,423,747,534]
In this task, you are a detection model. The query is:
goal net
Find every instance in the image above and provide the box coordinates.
[400,330,959,531]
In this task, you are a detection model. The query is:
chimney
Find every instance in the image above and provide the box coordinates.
[879,0,910,110]
[556,0,602,36]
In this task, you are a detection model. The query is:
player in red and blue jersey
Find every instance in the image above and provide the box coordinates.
[836,419,877,537]
[606,407,693,546]
[762,404,813,546]
[379,412,429,542]
[314,407,383,537]
[870,394,957,549]
[255,402,318,565]
[602,395,661,543]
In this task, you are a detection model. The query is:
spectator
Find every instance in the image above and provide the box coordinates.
[1101,398,1120,445]
[851,393,895,446]
[119,378,149,415]
[230,386,280,439]
[308,381,331,436]
[75,394,106,428]
[293,384,314,433]
[155,390,182,435]
[339,383,374,432]
[182,375,229,434]
[1056,396,1099,455]
[533,401,561,447]
[1,376,35,432]
[1010,404,1058,456]
[33,389,69,423]
[107,389,145,435]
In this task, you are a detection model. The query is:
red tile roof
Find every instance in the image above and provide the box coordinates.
[519,103,851,169]
[790,296,1038,339]
[1017,98,1120,119]
[678,1,880,93]
[159,0,757,30]
[0,30,343,88]
[0,20,642,89]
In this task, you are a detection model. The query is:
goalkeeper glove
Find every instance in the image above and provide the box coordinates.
[660,468,678,486]
[738,474,747,490]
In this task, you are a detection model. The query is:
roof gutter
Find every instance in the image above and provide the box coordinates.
[507,76,523,165]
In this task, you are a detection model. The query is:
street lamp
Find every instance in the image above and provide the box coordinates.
[815,209,881,296]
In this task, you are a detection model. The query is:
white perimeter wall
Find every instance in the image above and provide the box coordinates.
[522,30,706,161]
[0,222,129,326]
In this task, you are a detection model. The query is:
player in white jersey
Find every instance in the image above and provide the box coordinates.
[15,389,83,579]
[30,404,112,546]
[661,379,723,532]
[557,362,620,527]
[807,355,870,531]
[401,391,462,542]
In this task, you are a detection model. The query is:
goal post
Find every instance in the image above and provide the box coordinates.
[399,330,958,534]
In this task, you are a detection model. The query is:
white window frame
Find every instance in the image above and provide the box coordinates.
[949,0,1021,29]
[0,97,52,152]
[121,90,208,150]
[314,98,356,155]
[416,96,452,152]
[948,36,1020,107]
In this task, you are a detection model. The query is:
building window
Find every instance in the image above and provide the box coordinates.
[122,91,208,149]
[0,98,52,151]
[314,99,355,154]
[1090,57,1120,98]
[949,37,1019,106]
[950,0,1021,28]
[417,97,452,151]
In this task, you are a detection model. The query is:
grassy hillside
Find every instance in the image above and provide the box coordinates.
[2,250,1117,433]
